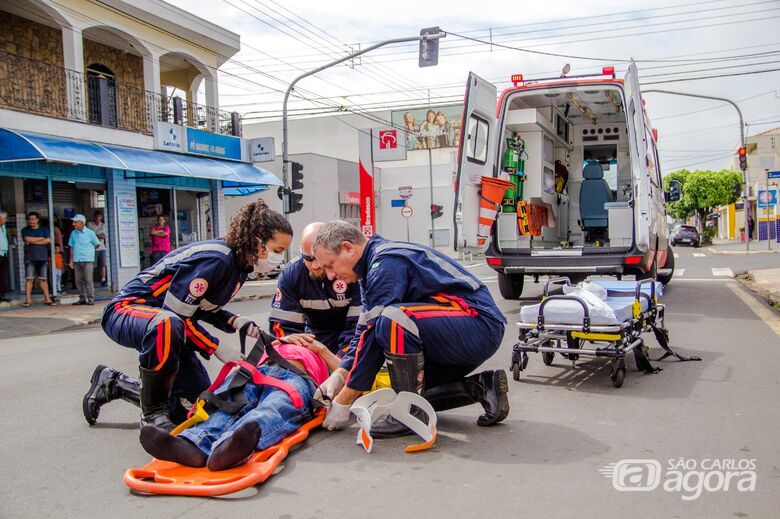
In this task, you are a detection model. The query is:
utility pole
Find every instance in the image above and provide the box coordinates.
[281,29,446,219]
[644,89,749,252]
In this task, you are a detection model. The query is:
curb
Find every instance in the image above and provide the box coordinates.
[736,274,780,312]
[707,247,779,256]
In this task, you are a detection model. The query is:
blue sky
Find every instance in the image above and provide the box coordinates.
[168,0,780,172]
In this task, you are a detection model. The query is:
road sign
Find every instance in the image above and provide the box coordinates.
[768,171,780,179]
[401,206,413,218]
[391,199,406,208]
[399,185,413,199]
[758,189,777,207]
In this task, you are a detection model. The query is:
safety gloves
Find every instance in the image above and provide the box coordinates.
[323,400,352,430]
[214,344,244,364]
[314,370,354,431]
[232,316,261,339]
[314,370,345,405]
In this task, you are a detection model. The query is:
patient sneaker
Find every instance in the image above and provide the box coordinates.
[140,426,206,467]
[207,421,261,471]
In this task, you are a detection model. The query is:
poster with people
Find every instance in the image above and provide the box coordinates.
[391,105,463,150]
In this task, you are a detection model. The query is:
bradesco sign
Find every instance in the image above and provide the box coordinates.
[186,127,245,161]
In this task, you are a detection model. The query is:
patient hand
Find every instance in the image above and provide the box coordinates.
[303,339,327,354]
[283,333,316,346]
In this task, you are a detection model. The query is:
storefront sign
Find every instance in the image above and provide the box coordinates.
[358,131,375,237]
[249,137,275,163]
[153,122,185,153]
[371,127,407,162]
[185,127,245,162]
[390,104,463,150]
[340,191,360,205]
[115,194,140,268]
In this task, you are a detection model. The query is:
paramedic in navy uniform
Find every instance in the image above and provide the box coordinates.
[269,222,362,354]
[82,199,293,431]
[312,220,510,436]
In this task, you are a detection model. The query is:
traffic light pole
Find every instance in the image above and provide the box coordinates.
[281,31,446,217]
[644,89,748,251]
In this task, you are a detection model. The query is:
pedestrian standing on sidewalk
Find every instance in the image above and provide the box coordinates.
[87,210,108,287]
[68,214,100,306]
[149,215,171,265]
[0,210,9,303]
[53,244,63,294]
[22,211,55,307]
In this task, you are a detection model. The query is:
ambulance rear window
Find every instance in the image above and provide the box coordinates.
[465,114,489,165]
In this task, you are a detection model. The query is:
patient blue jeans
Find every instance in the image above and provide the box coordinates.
[179,365,314,456]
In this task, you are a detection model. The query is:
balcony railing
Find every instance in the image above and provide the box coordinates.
[0,50,239,137]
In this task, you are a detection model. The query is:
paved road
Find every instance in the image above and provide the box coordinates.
[1,253,778,518]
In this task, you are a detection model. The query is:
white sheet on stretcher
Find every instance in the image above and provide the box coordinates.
[519,282,650,326]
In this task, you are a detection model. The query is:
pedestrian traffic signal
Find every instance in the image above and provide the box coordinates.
[289,191,303,214]
[431,204,443,219]
[732,181,742,199]
[291,161,304,190]
[738,147,747,170]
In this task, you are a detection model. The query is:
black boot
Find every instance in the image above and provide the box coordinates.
[423,370,510,427]
[82,365,141,425]
[207,421,261,471]
[139,425,207,467]
[371,352,428,439]
[139,362,178,432]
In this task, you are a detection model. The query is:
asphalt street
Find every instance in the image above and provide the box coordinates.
[1,248,778,518]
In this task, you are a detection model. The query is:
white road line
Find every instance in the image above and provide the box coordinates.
[463,263,486,269]
[692,252,706,258]
[676,268,685,277]
[727,283,780,338]
[712,267,734,277]
[478,276,498,283]
[673,278,730,282]
[673,253,679,258]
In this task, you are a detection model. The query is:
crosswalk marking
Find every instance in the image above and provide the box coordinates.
[676,268,685,277]
[692,252,706,258]
[673,253,679,258]
[711,267,734,277]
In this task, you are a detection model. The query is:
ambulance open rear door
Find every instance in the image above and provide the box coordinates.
[624,59,651,252]
[453,72,498,252]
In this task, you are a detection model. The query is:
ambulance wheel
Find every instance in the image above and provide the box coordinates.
[542,350,555,366]
[498,272,524,300]
[611,368,626,388]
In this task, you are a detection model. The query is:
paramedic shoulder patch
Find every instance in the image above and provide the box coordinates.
[272,288,282,308]
[332,279,348,294]
[189,278,208,298]
[371,261,381,270]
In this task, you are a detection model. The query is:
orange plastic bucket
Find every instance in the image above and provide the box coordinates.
[478,176,515,245]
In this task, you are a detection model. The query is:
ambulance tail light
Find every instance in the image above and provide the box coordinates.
[487,257,502,266]
[624,255,643,265]
[602,66,615,78]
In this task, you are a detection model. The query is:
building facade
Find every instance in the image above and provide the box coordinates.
[0,0,278,297]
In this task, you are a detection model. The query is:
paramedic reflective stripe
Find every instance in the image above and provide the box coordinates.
[164,292,198,317]
[375,241,480,291]
[329,298,352,308]
[146,243,232,277]
[358,305,386,326]
[268,308,306,324]
[199,299,220,312]
[347,305,362,317]
[381,306,419,337]
[300,299,330,310]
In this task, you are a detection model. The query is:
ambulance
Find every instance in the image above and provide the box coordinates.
[453,61,681,299]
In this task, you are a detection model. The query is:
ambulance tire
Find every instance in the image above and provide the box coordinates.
[657,246,674,286]
[498,272,524,300]
[636,259,657,281]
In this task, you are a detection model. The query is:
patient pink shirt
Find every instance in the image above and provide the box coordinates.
[259,343,329,385]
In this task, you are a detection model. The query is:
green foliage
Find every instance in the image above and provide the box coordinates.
[663,169,742,226]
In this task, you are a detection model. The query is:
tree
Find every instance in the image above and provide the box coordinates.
[663,169,742,228]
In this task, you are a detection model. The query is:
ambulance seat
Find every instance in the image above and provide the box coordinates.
[579,162,613,229]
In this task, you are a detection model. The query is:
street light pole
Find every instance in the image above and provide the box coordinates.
[281,31,446,216]
[644,89,749,251]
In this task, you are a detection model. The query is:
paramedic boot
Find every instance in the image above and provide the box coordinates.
[139,362,178,432]
[371,352,427,439]
[207,421,261,471]
[139,425,207,467]
[422,370,509,427]
[82,365,141,425]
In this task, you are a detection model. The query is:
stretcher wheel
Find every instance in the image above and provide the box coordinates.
[611,368,626,388]
[512,361,521,381]
[511,353,529,381]
[542,351,555,366]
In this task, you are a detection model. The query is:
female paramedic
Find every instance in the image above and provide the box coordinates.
[83,198,293,432]
[140,339,339,471]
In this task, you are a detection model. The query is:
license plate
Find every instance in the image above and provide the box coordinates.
[680,238,690,243]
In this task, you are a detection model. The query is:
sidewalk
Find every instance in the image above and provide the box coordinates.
[707,238,778,255]
[0,279,278,340]
[738,267,780,310]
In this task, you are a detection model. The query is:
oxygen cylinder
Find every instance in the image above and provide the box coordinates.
[501,138,519,212]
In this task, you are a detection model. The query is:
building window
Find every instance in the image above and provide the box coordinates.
[86,64,118,128]
[339,203,360,228]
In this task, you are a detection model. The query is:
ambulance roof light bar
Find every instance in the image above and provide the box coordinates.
[510,65,617,87]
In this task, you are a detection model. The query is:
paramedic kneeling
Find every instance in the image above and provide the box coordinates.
[312,220,510,436]
[269,222,361,353]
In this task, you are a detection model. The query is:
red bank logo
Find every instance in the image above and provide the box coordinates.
[378,130,397,149]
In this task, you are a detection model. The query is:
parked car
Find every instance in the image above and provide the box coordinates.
[671,225,700,247]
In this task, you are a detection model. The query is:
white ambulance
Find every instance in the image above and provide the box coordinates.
[453,62,681,299]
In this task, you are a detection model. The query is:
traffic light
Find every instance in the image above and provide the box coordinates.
[291,161,304,190]
[289,192,303,214]
[419,27,440,68]
[431,204,443,219]
[738,147,748,170]
[732,181,742,199]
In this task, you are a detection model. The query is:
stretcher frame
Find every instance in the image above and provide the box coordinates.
[511,277,671,388]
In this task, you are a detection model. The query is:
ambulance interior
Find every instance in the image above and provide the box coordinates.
[495,84,635,254]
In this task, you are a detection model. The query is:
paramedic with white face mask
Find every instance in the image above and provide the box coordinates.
[82,199,296,434]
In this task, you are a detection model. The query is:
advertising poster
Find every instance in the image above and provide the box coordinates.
[390,104,463,150]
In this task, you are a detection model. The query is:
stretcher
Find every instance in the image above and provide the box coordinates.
[124,408,325,497]
[511,278,700,388]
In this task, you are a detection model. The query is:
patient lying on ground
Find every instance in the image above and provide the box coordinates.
[140,340,339,471]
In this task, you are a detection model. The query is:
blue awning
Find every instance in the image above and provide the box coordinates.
[0,128,281,192]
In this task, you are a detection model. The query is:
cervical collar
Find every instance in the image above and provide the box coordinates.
[350,388,437,454]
